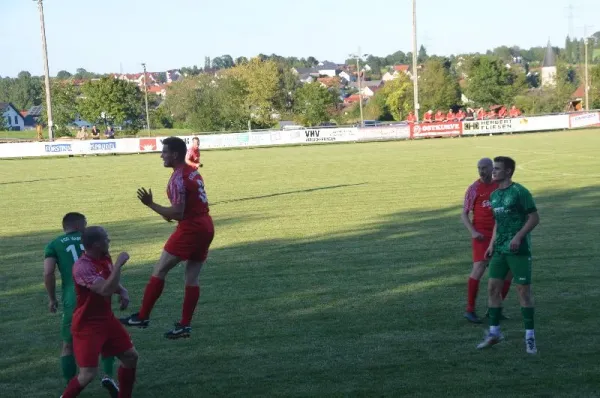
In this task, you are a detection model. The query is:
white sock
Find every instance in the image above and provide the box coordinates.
[526,329,535,339]
[490,325,501,335]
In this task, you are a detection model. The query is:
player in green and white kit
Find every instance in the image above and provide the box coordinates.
[477,157,540,354]
[43,212,121,396]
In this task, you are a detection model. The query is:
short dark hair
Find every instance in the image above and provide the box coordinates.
[81,226,106,250]
[162,136,187,160]
[62,212,86,229]
[192,137,199,143]
[494,156,516,177]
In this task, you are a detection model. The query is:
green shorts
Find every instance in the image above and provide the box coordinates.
[489,252,532,285]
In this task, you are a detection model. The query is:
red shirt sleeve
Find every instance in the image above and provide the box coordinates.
[463,182,478,213]
[73,257,105,288]
[168,169,186,206]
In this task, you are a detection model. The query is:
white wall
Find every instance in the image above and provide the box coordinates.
[3,106,24,131]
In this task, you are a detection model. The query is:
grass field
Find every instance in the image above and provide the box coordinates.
[1,130,600,397]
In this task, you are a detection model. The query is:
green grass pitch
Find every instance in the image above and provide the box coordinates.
[1,129,599,397]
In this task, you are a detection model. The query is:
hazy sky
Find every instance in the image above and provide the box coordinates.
[1,0,598,77]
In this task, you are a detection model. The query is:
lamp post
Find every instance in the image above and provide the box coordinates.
[141,63,151,133]
[412,0,420,122]
[34,0,54,141]
[349,48,369,127]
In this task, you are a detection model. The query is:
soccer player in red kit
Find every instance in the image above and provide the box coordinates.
[185,136,203,169]
[461,158,512,323]
[61,226,138,398]
[121,136,215,339]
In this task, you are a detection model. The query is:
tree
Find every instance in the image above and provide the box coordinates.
[79,77,144,131]
[156,72,167,84]
[165,75,249,131]
[56,70,72,79]
[149,105,173,129]
[41,81,78,137]
[591,63,600,109]
[275,63,301,115]
[293,82,338,126]
[224,58,280,127]
[5,71,43,110]
[418,58,461,112]
[463,55,526,106]
[418,45,428,63]
[235,56,248,65]
[381,73,414,121]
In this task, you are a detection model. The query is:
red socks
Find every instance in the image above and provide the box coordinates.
[118,366,136,398]
[61,377,83,398]
[466,277,480,313]
[180,285,200,326]
[502,279,511,300]
[138,276,165,320]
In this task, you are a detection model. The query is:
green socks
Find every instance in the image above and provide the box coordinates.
[521,307,535,330]
[60,355,77,382]
[101,356,115,378]
[488,307,502,327]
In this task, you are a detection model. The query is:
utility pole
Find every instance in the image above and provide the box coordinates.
[350,48,367,127]
[412,0,420,122]
[141,63,151,133]
[35,0,54,141]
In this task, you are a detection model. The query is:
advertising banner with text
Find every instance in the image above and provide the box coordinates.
[410,122,462,138]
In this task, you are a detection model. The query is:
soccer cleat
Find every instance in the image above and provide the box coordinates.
[477,332,504,349]
[119,313,150,328]
[101,377,119,398]
[464,312,482,324]
[526,337,537,354]
[165,322,191,339]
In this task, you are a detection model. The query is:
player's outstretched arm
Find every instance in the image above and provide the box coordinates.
[88,252,130,297]
[185,153,199,169]
[43,258,58,313]
[137,187,185,221]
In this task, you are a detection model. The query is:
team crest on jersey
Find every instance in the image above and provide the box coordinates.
[481,200,491,208]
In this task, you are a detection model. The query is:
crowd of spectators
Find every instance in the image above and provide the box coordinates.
[406,106,522,123]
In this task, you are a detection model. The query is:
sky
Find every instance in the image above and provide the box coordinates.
[1,0,598,77]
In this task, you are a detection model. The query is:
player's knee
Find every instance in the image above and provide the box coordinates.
[516,284,533,305]
[120,348,139,368]
[471,262,487,279]
[488,279,503,296]
[78,367,98,386]
[62,342,73,355]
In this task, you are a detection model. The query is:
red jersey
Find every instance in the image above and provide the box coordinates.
[186,147,200,164]
[167,164,210,223]
[72,253,115,328]
[463,179,498,236]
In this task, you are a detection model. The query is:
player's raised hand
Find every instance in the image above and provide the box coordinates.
[48,299,58,313]
[115,252,130,267]
[137,187,153,206]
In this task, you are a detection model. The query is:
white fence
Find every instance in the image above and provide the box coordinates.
[0,111,598,159]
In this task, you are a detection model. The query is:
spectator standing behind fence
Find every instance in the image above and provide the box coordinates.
[406,111,416,123]
[435,110,445,123]
[446,109,456,122]
[91,126,100,140]
[76,127,88,140]
[509,106,521,118]
[423,110,433,123]
[105,126,115,139]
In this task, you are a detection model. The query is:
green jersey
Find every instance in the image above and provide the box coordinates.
[44,231,84,307]
[490,182,537,255]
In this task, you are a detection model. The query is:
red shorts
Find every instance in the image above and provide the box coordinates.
[72,316,133,368]
[164,216,214,262]
[472,236,492,263]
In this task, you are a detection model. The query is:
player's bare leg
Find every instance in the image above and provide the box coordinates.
[165,260,204,339]
[477,278,505,349]
[465,261,487,323]
[120,251,182,328]
[114,348,138,398]
[484,270,513,320]
[516,284,536,354]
